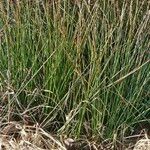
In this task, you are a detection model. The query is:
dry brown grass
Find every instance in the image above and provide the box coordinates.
[0,122,149,150]
[0,122,99,150]
[0,122,67,150]
[133,139,150,150]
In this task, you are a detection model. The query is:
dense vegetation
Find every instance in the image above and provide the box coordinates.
[0,0,149,146]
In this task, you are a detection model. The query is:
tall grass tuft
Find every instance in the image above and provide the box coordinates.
[0,0,150,143]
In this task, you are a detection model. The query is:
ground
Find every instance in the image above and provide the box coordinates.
[0,122,150,150]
